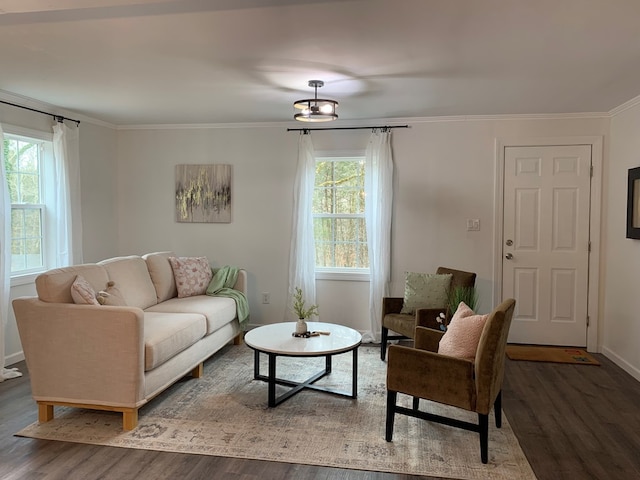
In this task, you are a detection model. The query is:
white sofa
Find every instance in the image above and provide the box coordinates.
[12,251,246,430]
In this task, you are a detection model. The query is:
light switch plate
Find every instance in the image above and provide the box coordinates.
[466,219,480,231]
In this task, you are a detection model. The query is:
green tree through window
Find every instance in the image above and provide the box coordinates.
[3,135,44,273]
[313,157,369,269]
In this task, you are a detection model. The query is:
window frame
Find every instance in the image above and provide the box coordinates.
[313,151,370,282]
[3,125,56,286]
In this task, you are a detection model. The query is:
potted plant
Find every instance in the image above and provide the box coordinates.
[437,286,479,331]
[292,287,319,335]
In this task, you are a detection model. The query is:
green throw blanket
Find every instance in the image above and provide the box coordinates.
[206,265,250,328]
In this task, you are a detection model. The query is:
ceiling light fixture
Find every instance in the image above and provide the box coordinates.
[293,80,338,122]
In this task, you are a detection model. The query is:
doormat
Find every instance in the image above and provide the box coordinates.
[506,345,600,365]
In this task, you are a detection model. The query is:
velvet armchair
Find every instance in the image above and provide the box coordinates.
[385,298,516,464]
[380,267,476,360]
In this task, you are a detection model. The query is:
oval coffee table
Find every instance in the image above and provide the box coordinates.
[244,321,362,407]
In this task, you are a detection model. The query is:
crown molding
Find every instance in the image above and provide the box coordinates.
[0,88,619,130]
[119,111,611,130]
[608,94,640,117]
[0,89,116,129]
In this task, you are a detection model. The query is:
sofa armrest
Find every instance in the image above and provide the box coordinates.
[414,326,444,352]
[12,297,146,408]
[234,269,247,295]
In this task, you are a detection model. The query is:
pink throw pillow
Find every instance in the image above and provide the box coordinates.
[70,275,100,305]
[168,256,213,298]
[438,301,488,360]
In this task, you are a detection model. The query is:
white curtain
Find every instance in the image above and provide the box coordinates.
[53,122,83,266]
[286,133,317,321]
[363,129,394,343]
[0,125,22,381]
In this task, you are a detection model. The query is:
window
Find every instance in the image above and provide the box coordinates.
[313,156,369,274]
[3,129,55,282]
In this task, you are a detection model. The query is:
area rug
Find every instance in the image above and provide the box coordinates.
[17,344,536,480]
[506,345,600,365]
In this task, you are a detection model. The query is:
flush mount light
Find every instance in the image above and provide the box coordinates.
[293,80,338,122]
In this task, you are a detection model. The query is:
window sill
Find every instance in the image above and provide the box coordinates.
[315,270,370,282]
[11,272,41,287]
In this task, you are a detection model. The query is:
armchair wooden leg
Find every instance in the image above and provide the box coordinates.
[385,390,397,441]
[494,390,502,428]
[381,327,389,360]
[478,413,489,464]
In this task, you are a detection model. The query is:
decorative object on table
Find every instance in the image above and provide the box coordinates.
[175,164,232,223]
[292,286,319,337]
[291,330,331,338]
[440,285,479,331]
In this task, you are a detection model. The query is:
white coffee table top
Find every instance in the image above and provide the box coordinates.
[244,321,362,356]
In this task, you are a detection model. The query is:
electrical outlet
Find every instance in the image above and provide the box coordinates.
[466,219,480,231]
[261,292,270,304]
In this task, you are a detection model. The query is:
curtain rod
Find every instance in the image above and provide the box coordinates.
[287,125,409,132]
[0,99,81,126]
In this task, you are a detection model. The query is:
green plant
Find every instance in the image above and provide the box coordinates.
[447,286,479,317]
[292,287,319,319]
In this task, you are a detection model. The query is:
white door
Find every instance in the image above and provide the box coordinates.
[503,145,591,346]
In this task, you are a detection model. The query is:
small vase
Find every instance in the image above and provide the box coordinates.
[295,318,308,335]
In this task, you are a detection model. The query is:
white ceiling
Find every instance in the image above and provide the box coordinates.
[1,0,640,125]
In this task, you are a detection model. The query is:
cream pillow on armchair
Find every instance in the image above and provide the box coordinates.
[399,272,452,315]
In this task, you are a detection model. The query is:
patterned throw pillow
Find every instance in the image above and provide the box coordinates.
[438,301,489,360]
[399,272,452,315]
[70,275,100,305]
[168,256,213,298]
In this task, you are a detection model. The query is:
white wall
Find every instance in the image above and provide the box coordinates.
[116,117,610,337]
[603,102,640,380]
[1,101,118,365]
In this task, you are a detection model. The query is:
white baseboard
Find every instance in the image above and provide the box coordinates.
[5,350,25,367]
[602,346,640,382]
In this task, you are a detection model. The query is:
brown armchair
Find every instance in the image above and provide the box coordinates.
[385,298,516,464]
[380,267,476,360]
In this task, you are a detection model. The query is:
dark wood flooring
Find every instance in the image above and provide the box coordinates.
[1,347,639,480]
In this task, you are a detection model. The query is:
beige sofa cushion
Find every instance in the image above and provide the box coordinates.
[99,256,158,310]
[143,251,178,303]
[143,312,207,371]
[145,295,237,335]
[36,264,110,303]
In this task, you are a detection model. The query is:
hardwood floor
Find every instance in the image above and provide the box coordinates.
[1,350,639,480]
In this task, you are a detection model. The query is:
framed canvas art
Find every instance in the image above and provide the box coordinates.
[175,164,232,223]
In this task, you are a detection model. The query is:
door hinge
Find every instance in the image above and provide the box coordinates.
[586,315,590,327]
[588,241,591,252]
[590,165,594,177]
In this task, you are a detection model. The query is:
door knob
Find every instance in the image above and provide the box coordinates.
[505,253,513,260]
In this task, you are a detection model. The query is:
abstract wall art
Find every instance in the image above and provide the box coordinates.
[175,164,232,223]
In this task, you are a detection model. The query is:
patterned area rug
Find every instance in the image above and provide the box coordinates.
[17,344,536,479]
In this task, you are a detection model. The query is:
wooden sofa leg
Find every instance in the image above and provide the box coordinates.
[191,362,204,378]
[233,333,243,345]
[123,408,138,431]
[38,402,54,423]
